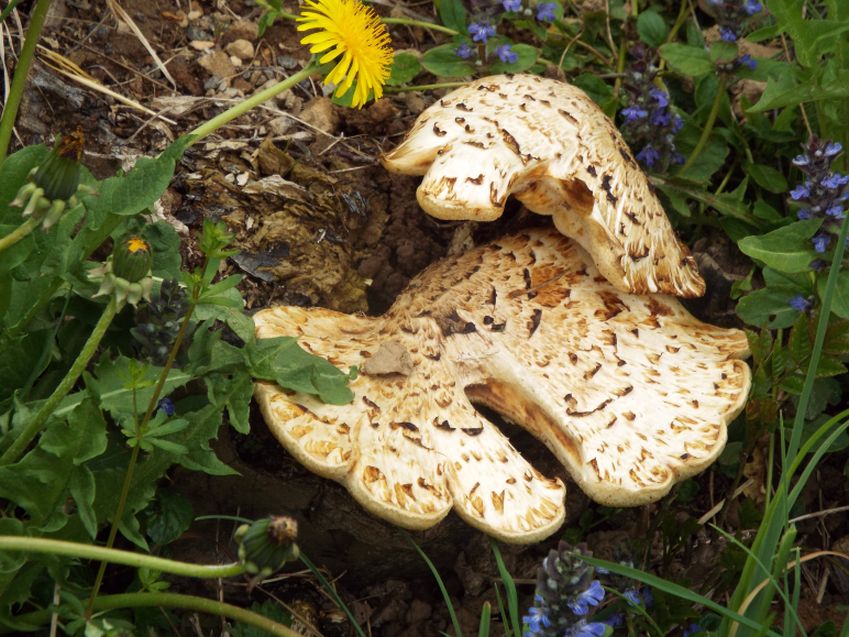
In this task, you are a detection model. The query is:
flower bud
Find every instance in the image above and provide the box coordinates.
[112,236,153,283]
[33,131,83,201]
[235,516,299,576]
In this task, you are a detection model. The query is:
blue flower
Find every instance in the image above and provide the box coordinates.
[824,142,843,157]
[720,26,738,41]
[564,620,607,637]
[651,109,671,127]
[812,233,831,253]
[637,144,661,167]
[567,579,605,616]
[738,54,757,70]
[789,295,813,312]
[157,397,176,417]
[623,587,642,606]
[468,22,496,42]
[684,624,705,637]
[602,613,624,628]
[822,173,849,189]
[744,0,763,15]
[790,183,812,200]
[649,88,669,107]
[495,43,518,64]
[456,42,474,59]
[503,0,522,11]
[621,106,648,122]
[793,153,810,167]
[826,205,845,219]
[796,208,813,220]
[536,2,557,22]
[523,603,551,636]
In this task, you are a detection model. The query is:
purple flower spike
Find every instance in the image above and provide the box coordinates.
[536,2,557,22]
[503,0,522,10]
[790,183,811,200]
[564,620,607,637]
[744,0,763,15]
[637,144,661,167]
[621,105,648,121]
[649,88,669,107]
[468,22,496,43]
[495,43,518,64]
[567,580,605,616]
[720,26,738,41]
[822,173,849,189]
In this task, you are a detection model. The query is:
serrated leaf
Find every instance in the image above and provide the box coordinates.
[738,219,822,272]
[815,356,846,377]
[421,44,475,78]
[205,371,254,434]
[80,138,188,218]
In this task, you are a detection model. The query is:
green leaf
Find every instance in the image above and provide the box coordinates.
[738,219,822,272]
[80,138,188,218]
[143,488,193,546]
[709,40,739,63]
[636,10,668,47]
[736,287,805,328]
[745,163,789,193]
[205,371,254,434]
[141,221,182,278]
[421,44,475,78]
[40,397,108,464]
[247,336,354,405]
[387,52,422,86]
[435,0,466,32]
[658,43,714,77]
[748,69,849,112]
[0,145,49,214]
[69,468,98,538]
[488,44,539,74]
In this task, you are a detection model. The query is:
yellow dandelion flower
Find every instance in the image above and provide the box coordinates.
[297,0,393,108]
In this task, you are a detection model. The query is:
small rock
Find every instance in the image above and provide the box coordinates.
[198,50,236,79]
[189,40,215,51]
[221,20,258,47]
[226,39,254,61]
[299,96,340,135]
[362,341,414,376]
[230,55,242,68]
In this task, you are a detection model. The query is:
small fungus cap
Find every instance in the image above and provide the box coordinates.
[381,74,705,298]
[253,229,750,543]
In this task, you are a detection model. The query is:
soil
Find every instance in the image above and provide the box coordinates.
[9,0,849,634]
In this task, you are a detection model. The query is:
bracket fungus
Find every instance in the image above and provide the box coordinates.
[381,74,705,298]
[254,229,750,543]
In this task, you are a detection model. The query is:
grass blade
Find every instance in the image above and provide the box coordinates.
[490,540,521,637]
[405,534,462,637]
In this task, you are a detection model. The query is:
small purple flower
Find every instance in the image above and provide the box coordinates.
[495,43,518,64]
[567,579,605,616]
[536,2,557,22]
[827,205,846,219]
[738,54,757,70]
[564,620,607,637]
[621,106,648,121]
[649,88,669,107]
[603,613,624,628]
[790,183,812,200]
[812,233,831,253]
[822,173,849,189]
[793,153,811,167]
[797,208,813,220]
[468,22,496,43]
[744,0,763,15]
[824,142,843,157]
[503,0,522,11]
[684,624,705,637]
[523,602,551,635]
[637,144,661,167]
[157,397,176,417]
[650,109,671,127]
[789,295,813,313]
[623,587,642,605]
[456,42,474,59]
[720,26,738,41]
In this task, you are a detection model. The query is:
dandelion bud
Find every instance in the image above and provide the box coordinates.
[235,516,300,576]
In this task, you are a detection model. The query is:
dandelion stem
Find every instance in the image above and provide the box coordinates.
[0,297,118,466]
[0,0,53,165]
[188,64,319,144]
[0,216,39,253]
[8,592,299,637]
[0,536,244,579]
[381,16,458,35]
[679,76,726,174]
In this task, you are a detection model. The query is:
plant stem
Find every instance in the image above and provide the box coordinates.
[9,592,300,637]
[87,297,199,617]
[0,296,118,465]
[0,536,244,579]
[386,81,467,93]
[0,0,53,165]
[188,64,318,144]
[0,216,39,253]
[381,16,458,34]
[679,76,727,174]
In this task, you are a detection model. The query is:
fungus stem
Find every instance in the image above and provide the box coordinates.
[679,76,726,174]
[0,0,53,165]
[188,64,318,144]
[0,216,39,253]
[0,296,118,465]
[87,289,199,617]
[0,536,245,578]
[7,592,299,637]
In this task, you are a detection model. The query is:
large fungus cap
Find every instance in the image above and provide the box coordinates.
[381,74,705,298]
[254,229,750,543]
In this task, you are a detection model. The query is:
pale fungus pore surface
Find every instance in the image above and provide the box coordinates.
[381,74,705,298]
[254,229,751,543]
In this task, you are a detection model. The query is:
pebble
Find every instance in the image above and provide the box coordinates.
[225,39,255,61]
